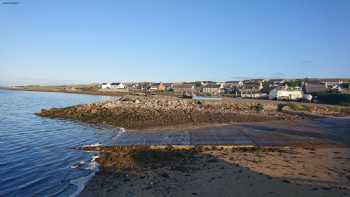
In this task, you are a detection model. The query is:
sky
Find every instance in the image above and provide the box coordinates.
[1,0,349,85]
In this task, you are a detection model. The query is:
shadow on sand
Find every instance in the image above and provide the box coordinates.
[79,146,350,197]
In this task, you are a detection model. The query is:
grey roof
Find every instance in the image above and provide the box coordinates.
[242,82,260,89]
[304,82,327,93]
[174,84,193,89]
[203,84,221,88]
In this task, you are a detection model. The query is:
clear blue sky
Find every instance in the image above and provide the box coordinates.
[1,0,349,85]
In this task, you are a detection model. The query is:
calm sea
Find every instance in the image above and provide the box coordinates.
[0,89,122,197]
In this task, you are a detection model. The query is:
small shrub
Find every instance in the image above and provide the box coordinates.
[196,100,202,105]
[255,103,264,113]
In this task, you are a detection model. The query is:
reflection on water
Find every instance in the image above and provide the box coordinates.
[0,90,121,197]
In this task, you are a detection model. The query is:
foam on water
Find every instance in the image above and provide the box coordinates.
[82,142,102,148]
[120,128,126,133]
[69,155,100,197]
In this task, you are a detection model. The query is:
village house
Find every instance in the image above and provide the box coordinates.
[303,81,328,94]
[149,85,158,91]
[173,83,194,95]
[223,85,240,96]
[224,81,243,88]
[101,82,126,90]
[149,82,167,91]
[128,82,151,91]
[222,81,243,96]
[128,83,141,91]
[200,81,217,86]
[163,83,173,90]
[128,83,140,90]
[321,79,344,89]
[111,82,126,89]
[240,81,265,98]
[202,84,222,96]
[101,83,110,89]
[269,87,304,101]
[269,79,285,87]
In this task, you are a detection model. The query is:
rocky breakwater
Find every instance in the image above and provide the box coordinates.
[36,95,303,130]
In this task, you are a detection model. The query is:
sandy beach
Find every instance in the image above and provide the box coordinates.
[76,116,350,197]
[79,145,350,197]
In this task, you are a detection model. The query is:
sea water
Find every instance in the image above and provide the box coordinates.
[0,89,121,197]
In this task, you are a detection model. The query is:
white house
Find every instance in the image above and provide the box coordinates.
[269,88,304,100]
[101,82,126,89]
[101,83,111,89]
[111,82,125,89]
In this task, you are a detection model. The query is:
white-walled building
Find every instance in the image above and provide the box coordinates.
[101,82,126,89]
[101,83,111,89]
[269,88,304,100]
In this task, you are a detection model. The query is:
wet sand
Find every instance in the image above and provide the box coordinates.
[79,117,350,197]
[79,146,350,197]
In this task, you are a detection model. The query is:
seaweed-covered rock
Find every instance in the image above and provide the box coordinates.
[36,95,305,129]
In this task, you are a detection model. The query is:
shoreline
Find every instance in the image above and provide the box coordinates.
[75,116,350,196]
[78,144,350,197]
